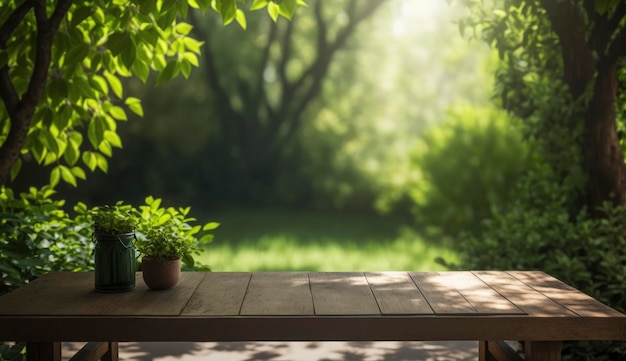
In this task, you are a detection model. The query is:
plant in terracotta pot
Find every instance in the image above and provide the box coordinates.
[90,203,140,292]
[135,196,218,290]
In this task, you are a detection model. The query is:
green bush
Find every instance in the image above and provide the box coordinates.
[407,104,530,236]
[446,166,626,360]
[0,186,93,296]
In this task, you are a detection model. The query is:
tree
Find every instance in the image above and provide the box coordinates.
[187,0,388,199]
[0,0,304,188]
[461,0,626,214]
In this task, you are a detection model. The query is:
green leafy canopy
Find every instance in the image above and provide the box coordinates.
[0,0,306,188]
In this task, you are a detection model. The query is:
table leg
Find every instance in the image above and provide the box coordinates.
[26,342,61,361]
[479,340,523,361]
[479,341,497,361]
[524,341,562,361]
[102,342,119,361]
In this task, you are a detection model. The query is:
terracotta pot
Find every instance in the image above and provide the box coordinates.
[141,257,181,290]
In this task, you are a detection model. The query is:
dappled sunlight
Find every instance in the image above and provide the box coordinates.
[67,341,477,361]
[392,0,444,37]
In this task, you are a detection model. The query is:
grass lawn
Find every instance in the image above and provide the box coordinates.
[196,206,458,272]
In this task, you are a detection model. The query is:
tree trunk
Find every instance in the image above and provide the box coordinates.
[542,0,626,213]
[584,62,626,211]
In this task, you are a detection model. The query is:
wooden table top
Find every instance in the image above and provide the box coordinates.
[0,271,624,342]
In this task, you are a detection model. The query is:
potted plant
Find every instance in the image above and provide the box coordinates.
[135,196,218,290]
[91,203,139,292]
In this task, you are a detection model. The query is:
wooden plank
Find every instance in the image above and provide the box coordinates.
[0,272,126,315]
[183,272,251,315]
[310,272,380,315]
[409,272,476,314]
[365,272,433,314]
[101,272,205,315]
[474,271,574,317]
[510,271,625,318]
[240,272,314,315]
[443,272,524,315]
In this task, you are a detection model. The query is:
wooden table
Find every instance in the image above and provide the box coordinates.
[0,271,624,361]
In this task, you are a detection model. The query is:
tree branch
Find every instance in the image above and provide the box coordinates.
[254,20,277,109]
[605,5,626,62]
[0,0,34,47]
[277,17,295,97]
[20,0,70,111]
[0,0,73,184]
[189,10,245,153]
[0,0,34,115]
[607,27,626,62]
[272,0,388,154]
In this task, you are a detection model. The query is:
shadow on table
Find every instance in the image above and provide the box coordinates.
[64,341,477,361]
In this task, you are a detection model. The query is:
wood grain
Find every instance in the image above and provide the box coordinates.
[510,271,625,318]
[100,272,205,315]
[183,272,251,316]
[474,271,574,317]
[409,272,477,314]
[0,272,118,315]
[365,272,433,314]
[240,272,313,315]
[442,272,524,315]
[310,272,380,315]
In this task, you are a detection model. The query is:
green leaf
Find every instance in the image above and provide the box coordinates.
[199,234,214,244]
[175,22,194,35]
[82,151,97,171]
[202,222,220,230]
[183,52,199,67]
[99,140,113,157]
[250,0,268,10]
[267,2,279,22]
[59,165,77,187]
[125,97,144,116]
[71,6,94,26]
[180,59,192,78]
[89,75,109,95]
[103,71,123,98]
[196,0,211,10]
[10,158,21,181]
[109,106,127,120]
[65,44,90,67]
[43,151,58,166]
[183,37,204,54]
[156,60,178,86]
[104,130,123,148]
[71,166,87,180]
[595,0,620,14]
[279,0,297,19]
[87,116,106,147]
[131,58,150,83]
[157,7,178,30]
[220,0,237,24]
[121,36,137,68]
[235,9,247,29]
[63,140,79,166]
[107,32,126,56]
[95,153,108,172]
[41,129,60,154]
[50,166,61,188]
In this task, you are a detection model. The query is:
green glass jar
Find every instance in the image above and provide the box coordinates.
[94,232,136,292]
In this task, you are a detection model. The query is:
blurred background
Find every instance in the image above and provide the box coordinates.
[15,0,526,272]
